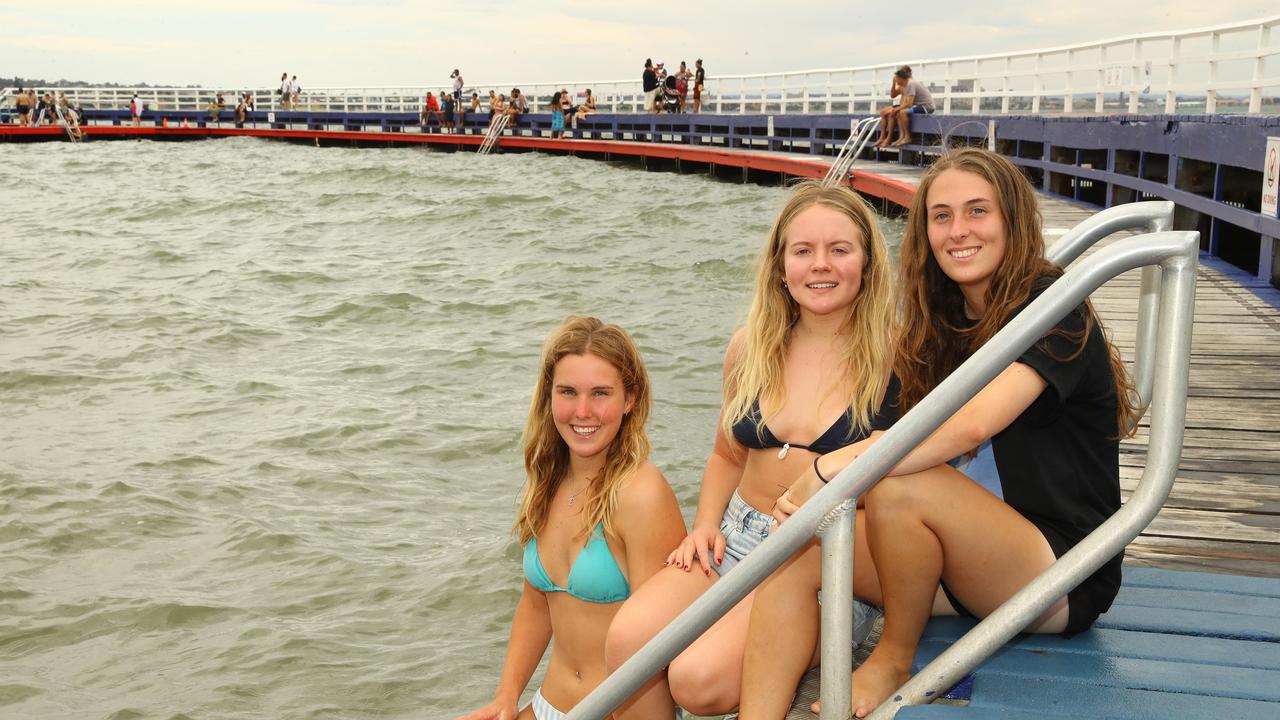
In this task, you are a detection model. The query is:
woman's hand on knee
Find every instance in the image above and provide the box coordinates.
[666,525,724,576]
[454,698,517,720]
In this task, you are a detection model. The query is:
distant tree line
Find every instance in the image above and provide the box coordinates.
[2,77,202,88]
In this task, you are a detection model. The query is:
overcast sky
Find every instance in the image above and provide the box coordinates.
[2,1,1275,89]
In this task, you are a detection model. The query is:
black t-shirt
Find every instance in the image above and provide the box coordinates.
[642,69,659,92]
[695,67,706,86]
[987,279,1122,607]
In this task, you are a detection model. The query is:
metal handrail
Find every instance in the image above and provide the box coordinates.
[822,117,879,187]
[563,228,1199,720]
[1047,200,1174,411]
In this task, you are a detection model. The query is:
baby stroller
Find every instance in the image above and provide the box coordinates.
[661,76,681,113]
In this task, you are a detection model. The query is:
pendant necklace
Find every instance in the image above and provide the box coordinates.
[567,477,592,507]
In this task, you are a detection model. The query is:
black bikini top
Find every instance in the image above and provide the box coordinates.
[730,375,901,456]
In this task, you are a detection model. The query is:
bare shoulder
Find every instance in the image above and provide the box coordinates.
[616,462,678,512]
[723,327,750,371]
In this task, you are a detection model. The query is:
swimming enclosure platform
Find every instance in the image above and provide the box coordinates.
[6,15,1280,289]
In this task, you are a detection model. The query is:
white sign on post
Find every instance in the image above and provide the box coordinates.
[1263,136,1280,218]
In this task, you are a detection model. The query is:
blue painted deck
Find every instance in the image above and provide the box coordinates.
[897,567,1280,719]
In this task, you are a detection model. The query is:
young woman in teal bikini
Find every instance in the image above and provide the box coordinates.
[605,182,899,718]
[457,317,686,720]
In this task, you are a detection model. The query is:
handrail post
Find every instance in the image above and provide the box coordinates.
[819,502,856,720]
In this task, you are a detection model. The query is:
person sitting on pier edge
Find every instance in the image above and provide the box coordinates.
[606,181,899,718]
[559,88,577,122]
[456,316,685,720]
[575,89,597,121]
[491,93,508,123]
[507,88,528,123]
[881,65,934,148]
[468,92,481,128]
[740,147,1139,719]
[487,90,499,120]
[208,93,225,124]
[422,91,441,129]
[642,58,660,113]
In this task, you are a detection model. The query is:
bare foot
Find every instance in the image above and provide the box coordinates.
[809,655,911,718]
[892,137,911,147]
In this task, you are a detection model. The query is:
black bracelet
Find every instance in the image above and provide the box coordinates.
[813,456,830,484]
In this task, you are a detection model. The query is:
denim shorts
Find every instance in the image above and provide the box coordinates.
[713,489,773,577]
[908,104,934,114]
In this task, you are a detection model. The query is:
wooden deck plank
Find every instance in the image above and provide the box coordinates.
[922,617,1280,669]
[904,676,1280,720]
[913,640,1280,700]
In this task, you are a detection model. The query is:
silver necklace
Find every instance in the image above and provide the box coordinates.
[566,477,593,506]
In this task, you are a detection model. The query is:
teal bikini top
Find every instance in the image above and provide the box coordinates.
[522,522,630,603]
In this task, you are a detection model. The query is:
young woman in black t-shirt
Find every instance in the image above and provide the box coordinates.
[740,148,1139,719]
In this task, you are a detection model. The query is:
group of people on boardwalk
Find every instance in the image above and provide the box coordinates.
[459,146,1135,720]
[642,58,705,113]
[278,72,303,109]
[12,88,83,132]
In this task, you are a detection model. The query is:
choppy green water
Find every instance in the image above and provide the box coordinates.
[0,138,904,719]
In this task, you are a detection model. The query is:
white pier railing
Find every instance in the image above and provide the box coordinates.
[2,15,1277,117]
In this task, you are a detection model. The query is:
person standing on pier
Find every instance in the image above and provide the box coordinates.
[642,59,659,113]
[451,69,465,108]
[15,87,30,127]
[455,316,686,720]
[744,148,1138,719]
[279,72,292,110]
[693,59,706,113]
[290,75,301,108]
[130,92,143,127]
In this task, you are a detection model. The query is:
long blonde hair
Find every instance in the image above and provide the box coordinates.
[514,316,652,544]
[721,181,896,439]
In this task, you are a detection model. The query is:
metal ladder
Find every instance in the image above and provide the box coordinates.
[562,202,1197,720]
[53,103,84,143]
[822,116,880,187]
[478,113,509,155]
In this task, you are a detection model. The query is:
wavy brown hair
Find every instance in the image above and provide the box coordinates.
[894,147,1139,436]
[513,316,652,544]
[721,181,896,440]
